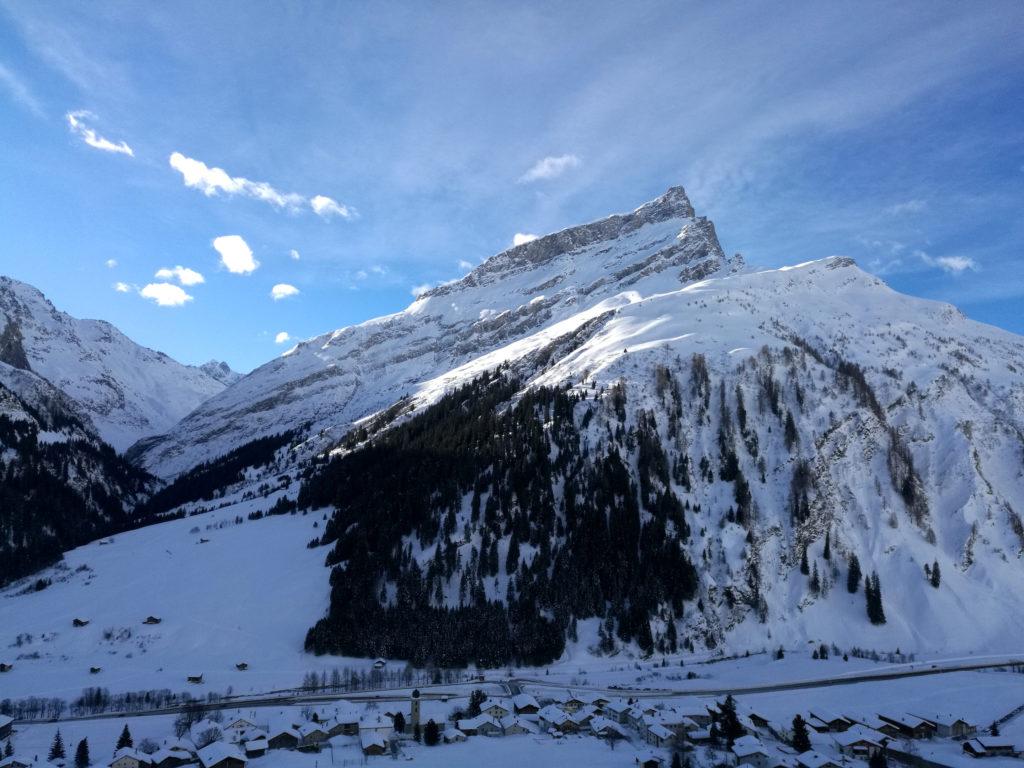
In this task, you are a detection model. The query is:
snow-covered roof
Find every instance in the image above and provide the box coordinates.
[831,726,886,747]
[457,714,501,731]
[796,750,838,768]
[197,743,246,768]
[442,728,467,743]
[648,723,674,740]
[500,715,539,733]
[538,705,570,724]
[590,716,628,738]
[359,713,393,730]
[481,698,510,712]
[359,731,387,750]
[513,693,539,709]
[0,715,12,728]
[733,735,768,756]
[110,748,150,766]
[296,722,327,737]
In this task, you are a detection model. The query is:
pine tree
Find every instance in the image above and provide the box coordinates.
[792,715,811,753]
[847,553,861,593]
[810,563,821,595]
[869,750,888,768]
[784,412,799,451]
[393,712,406,734]
[930,560,941,588]
[823,530,831,561]
[672,754,683,768]
[4,741,13,758]
[49,730,66,761]
[865,571,887,625]
[800,546,810,575]
[75,739,90,768]
[423,719,440,746]
[717,695,743,747]
[116,724,133,751]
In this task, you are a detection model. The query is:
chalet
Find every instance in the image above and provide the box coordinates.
[656,710,699,737]
[159,738,196,756]
[360,731,387,757]
[0,758,30,768]
[635,752,665,768]
[223,718,259,736]
[149,748,192,768]
[512,693,540,715]
[0,714,12,739]
[687,728,715,743]
[143,616,162,625]
[186,674,203,685]
[109,748,151,768]
[296,722,328,749]
[852,715,903,739]
[795,751,841,768]
[645,722,676,749]
[197,742,246,768]
[808,711,853,733]
[537,706,575,733]
[570,705,598,728]
[457,715,502,737]
[733,735,771,768]
[500,715,538,736]
[266,727,299,750]
[831,725,888,758]
[73,618,90,627]
[674,702,714,727]
[963,737,1018,758]
[481,699,511,718]
[877,714,935,740]
[747,711,773,731]
[358,713,393,738]
[590,716,629,740]
[628,704,659,729]
[555,692,588,713]
[912,714,977,739]
[327,705,361,736]
[603,699,632,723]
[443,728,468,743]
[242,739,267,759]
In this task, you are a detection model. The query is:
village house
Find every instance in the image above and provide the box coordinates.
[0,714,12,739]
[877,713,936,740]
[674,702,714,727]
[554,692,588,713]
[912,714,977,739]
[480,699,511,719]
[359,713,394,740]
[733,735,772,768]
[645,722,676,749]
[512,693,540,715]
[831,725,888,758]
[149,747,193,768]
[266,726,299,750]
[109,748,151,768]
[457,714,502,737]
[443,728,468,744]
[296,722,329,750]
[795,751,841,768]
[537,705,576,734]
[851,715,903,740]
[570,705,598,729]
[807,711,854,733]
[657,709,700,737]
[963,737,1018,758]
[500,715,539,736]
[590,716,630,740]
[0,758,30,768]
[603,699,632,724]
[360,731,387,757]
[635,751,665,768]
[197,743,246,768]
[242,738,267,759]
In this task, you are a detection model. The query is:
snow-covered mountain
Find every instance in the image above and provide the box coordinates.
[0,277,236,451]
[134,187,740,477]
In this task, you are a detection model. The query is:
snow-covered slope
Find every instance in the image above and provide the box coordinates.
[0,277,235,451]
[134,187,739,477]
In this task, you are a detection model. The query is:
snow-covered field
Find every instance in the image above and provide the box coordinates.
[0,491,337,699]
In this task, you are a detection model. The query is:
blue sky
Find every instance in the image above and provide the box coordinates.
[1,1,1022,373]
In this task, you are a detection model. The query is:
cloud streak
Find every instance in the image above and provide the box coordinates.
[66,111,133,156]
[518,154,580,183]
[155,265,205,286]
[139,282,192,306]
[0,62,44,117]
[169,152,355,219]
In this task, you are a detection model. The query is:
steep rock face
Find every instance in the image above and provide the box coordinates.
[135,187,741,477]
[301,257,1024,661]
[0,277,233,451]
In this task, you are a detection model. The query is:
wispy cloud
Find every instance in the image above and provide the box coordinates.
[155,265,205,286]
[139,282,192,306]
[518,154,581,183]
[213,235,259,275]
[113,281,132,293]
[289,249,301,261]
[410,283,433,297]
[274,331,291,344]
[887,199,928,215]
[512,233,539,246]
[105,258,118,268]
[168,152,355,219]
[66,111,133,156]
[917,250,978,274]
[310,194,356,219]
[0,62,44,117]
[270,283,300,300]
[458,259,474,271]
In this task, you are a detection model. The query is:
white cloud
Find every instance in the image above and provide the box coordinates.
[518,154,581,183]
[916,250,978,274]
[271,283,300,300]
[410,283,433,297]
[0,63,43,116]
[213,235,259,275]
[155,265,205,286]
[310,194,355,219]
[66,111,133,156]
[289,249,301,260]
[275,331,291,344]
[513,233,539,246]
[113,281,132,293]
[105,258,118,268]
[168,153,356,221]
[354,270,368,280]
[139,282,192,307]
[887,199,928,215]
[458,259,474,271]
